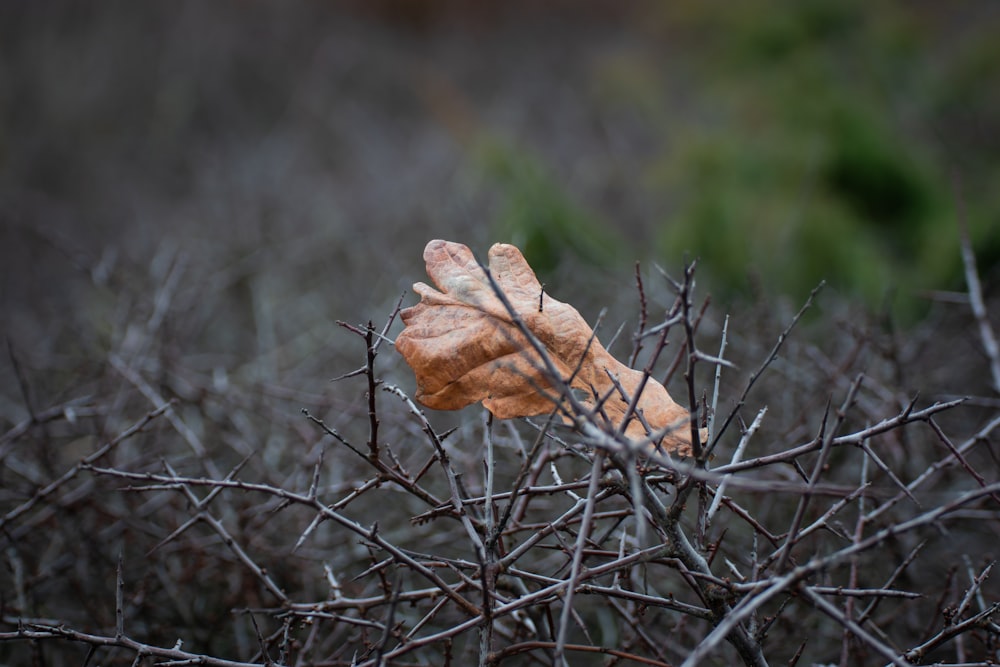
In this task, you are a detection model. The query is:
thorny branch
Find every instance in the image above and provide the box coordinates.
[2,242,998,667]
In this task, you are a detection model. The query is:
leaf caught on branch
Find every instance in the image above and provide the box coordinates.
[395,240,696,455]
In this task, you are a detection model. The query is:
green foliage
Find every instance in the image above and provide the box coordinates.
[475,138,625,277]
[642,0,997,316]
[823,109,933,236]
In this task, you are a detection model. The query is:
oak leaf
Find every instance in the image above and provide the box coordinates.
[395,240,696,455]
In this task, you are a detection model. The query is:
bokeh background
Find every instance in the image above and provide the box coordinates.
[4,1,1000,331]
[2,1,1000,664]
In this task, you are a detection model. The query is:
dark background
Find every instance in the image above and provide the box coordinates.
[3,1,999,334]
[4,0,1000,429]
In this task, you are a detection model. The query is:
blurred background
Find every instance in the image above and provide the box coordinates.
[3,2,1000,663]
[4,0,1000,327]
[4,0,1000,461]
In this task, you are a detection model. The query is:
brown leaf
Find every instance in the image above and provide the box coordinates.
[395,240,696,455]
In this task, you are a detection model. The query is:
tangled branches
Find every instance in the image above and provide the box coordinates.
[2,236,999,666]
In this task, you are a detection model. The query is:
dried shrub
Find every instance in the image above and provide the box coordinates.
[2,232,999,666]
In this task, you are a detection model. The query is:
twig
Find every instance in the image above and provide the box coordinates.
[774,374,863,573]
[715,398,964,475]
[2,623,285,667]
[629,261,649,369]
[865,411,1000,524]
[384,384,485,555]
[799,585,912,667]
[681,481,1000,666]
[707,406,766,525]
[954,174,1000,394]
[553,450,605,666]
[116,550,125,640]
[370,568,405,666]
[710,281,825,449]
[900,602,1000,664]
[0,401,172,531]
[88,464,482,618]
[479,411,497,667]
[706,314,730,456]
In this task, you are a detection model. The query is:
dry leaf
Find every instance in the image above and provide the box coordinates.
[395,240,696,455]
